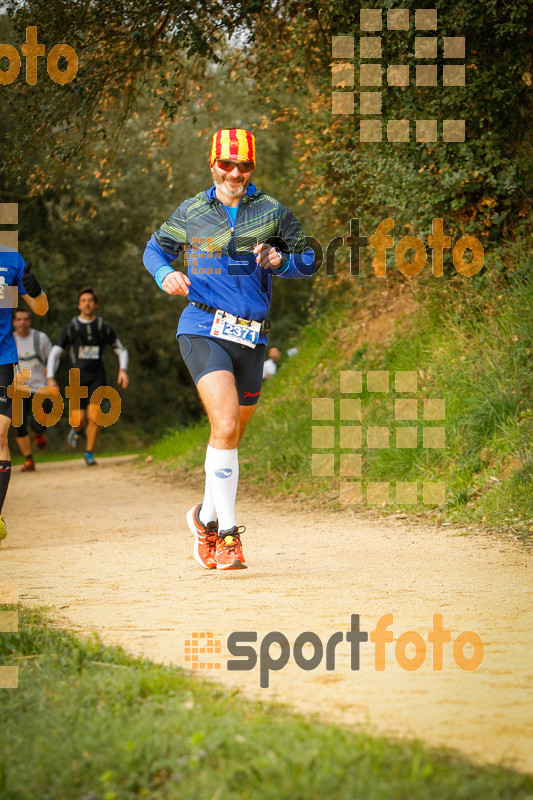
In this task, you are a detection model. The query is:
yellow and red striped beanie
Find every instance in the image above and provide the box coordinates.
[209,129,256,167]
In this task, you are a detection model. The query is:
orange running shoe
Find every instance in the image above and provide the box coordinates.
[216,527,247,570]
[21,458,35,472]
[186,504,217,569]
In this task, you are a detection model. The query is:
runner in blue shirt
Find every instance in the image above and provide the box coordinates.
[144,129,315,570]
[0,247,49,544]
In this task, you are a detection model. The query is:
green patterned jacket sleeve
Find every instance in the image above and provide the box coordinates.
[155,198,193,258]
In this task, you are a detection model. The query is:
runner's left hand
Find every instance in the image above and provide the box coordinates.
[253,243,283,270]
[117,369,129,389]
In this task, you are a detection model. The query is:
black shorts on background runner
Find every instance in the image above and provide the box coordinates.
[0,364,15,419]
[178,335,266,406]
[78,372,107,411]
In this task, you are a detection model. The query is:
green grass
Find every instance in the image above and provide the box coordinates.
[148,421,209,466]
[146,241,533,536]
[1,607,532,800]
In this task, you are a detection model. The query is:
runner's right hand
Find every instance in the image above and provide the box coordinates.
[162,271,191,295]
[253,243,283,270]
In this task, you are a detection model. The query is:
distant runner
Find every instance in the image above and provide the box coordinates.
[46,287,129,466]
[262,346,281,380]
[12,308,52,472]
[144,128,315,569]
[0,251,48,543]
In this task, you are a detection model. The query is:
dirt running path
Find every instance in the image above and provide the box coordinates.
[1,457,532,772]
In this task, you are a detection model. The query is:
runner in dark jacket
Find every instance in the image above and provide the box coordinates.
[143,128,315,570]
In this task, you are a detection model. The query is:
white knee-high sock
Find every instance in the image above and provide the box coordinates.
[203,445,239,532]
[199,466,217,526]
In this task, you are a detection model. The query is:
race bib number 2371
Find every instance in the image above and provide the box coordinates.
[210,311,260,349]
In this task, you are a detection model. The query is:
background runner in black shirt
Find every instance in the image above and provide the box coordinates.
[47,287,128,466]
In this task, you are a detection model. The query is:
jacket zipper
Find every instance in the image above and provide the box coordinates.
[221,203,237,258]
[220,197,251,318]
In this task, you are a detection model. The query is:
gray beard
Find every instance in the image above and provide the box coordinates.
[212,176,247,198]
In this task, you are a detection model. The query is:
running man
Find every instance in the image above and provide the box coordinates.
[12,308,52,471]
[46,287,129,466]
[143,128,315,570]
[0,251,48,543]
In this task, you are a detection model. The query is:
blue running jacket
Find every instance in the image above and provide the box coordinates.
[143,183,315,344]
